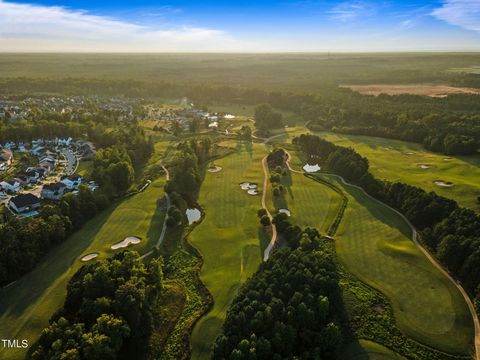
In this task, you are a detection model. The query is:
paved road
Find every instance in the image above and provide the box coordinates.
[285,150,480,360]
[141,164,171,259]
[60,148,77,175]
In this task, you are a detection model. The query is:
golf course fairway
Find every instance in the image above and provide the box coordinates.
[315,174,474,355]
[267,169,344,234]
[189,141,266,359]
[0,178,167,360]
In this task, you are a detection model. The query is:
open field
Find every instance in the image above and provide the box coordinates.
[0,176,167,360]
[189,141,266,359]
[1,53,480,91]
[341,84,480,97]
[318,174,474,355]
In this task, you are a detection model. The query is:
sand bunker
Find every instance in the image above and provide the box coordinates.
[406,152,415,155]
[279,209,291,216]
[186,208,201,225]
[208,165,222,173]
[433,180,454,188]
[303,164,321,173]
[240,182,257,190]
[341,84,480,98]
[240,182,259,195]
[417,164,431,169]
[111,236,141,250]
[443,157,453,161]
[81,253,99,262]
[224,114,235,119]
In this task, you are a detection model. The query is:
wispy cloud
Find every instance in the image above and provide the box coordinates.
[432,0,480,32]
[0,0,254,52]
[328,1,376,22]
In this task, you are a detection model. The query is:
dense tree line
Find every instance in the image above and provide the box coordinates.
[29,251,163,360]
[294,133,480,299]
[0,186,110,286]
[213,221,345,359]
[2,77,478,155]
[165,139,212,205]
[254,104,283,133]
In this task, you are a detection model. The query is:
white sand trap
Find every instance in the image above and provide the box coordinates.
[433,180,454,187]
[303,164,321,173]
[224,114,235,119]
[240,182,257,191]
[443,157,453,161]
[81,253,98,262]
[279,209,291,216]
[111,236,141,250]
[247,189,259,195]
[186,208,201,225]
[208,166,222,173]
[406,152,415,155]
[417,164,431,169]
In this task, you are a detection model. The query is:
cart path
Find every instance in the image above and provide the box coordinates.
[285,150,479,360]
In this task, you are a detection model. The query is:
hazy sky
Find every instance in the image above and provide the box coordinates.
[0,0,479,52]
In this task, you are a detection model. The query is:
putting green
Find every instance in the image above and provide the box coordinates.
[0,178,167,360]
[189,141,266,359]
[318,174,474,355]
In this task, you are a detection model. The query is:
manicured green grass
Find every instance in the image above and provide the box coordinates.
[318,132,480,213]
[268,170,343,234]
[342,340,407,360]
[267,127,480,212]
[0,178,167,360]
[189,141,266,359]
[76,159,93,177]
[319,174,474,355]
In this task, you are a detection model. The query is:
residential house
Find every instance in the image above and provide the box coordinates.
[14,175,29,186]
[60,174,82,190]
[38,161,54,175]
[25,169,41,183]
[0,149,13,170]
[8,193,41,213]
[41,182,67,201]
[32,145,46,157]
[0,179,21,193]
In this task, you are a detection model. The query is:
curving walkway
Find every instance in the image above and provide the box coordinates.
[285,150,480,360]
[261,156,277,261]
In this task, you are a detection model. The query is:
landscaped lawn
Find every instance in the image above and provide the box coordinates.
[0,177,167,360]
[189,141,266,360]
[319,174,474,355]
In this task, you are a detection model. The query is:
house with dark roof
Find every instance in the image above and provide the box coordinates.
[41,182,67,201]
[60,174,82,190]
[0,179,21,193]
[8,193,41,213]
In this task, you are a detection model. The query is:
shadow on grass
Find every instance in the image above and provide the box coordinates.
[0,201,121,322]
[322,175,413,239]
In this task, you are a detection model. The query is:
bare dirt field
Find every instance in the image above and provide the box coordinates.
[341,84,480,97]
